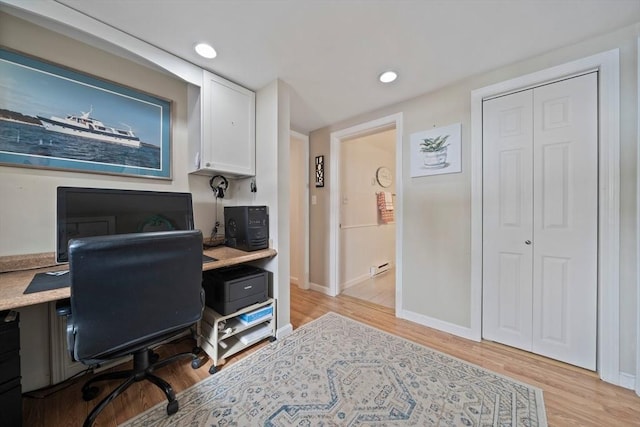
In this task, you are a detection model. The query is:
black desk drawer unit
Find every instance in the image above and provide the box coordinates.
[0,310,21,427]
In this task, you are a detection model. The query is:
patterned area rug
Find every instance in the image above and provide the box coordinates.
[122,312,547,426]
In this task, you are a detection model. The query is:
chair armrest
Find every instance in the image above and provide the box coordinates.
[56,298,71,317]
[200,288,205,313]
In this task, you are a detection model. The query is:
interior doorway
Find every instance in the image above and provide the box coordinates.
[289,131,309,290]
[338,128,397,309]
[328,113,404,313]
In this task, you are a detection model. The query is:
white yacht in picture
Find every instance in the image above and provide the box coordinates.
[37,108,141,147]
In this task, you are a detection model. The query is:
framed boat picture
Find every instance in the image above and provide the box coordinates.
[0,48,172,179]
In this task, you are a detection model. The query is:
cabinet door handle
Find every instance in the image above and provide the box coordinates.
[525,240,532,245]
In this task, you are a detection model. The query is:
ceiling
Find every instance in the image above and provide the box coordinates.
[20,1,640,132]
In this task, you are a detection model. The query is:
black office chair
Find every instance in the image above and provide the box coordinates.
[59,230,205,427]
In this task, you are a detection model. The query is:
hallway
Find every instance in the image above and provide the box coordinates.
[341,267,395,309]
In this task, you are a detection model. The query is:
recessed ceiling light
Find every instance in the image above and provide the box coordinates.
[194,43,217,59]
[379,71,397,83]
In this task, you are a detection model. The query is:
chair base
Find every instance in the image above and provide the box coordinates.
[81,347,201,427]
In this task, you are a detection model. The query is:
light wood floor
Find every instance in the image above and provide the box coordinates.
[24,285,640,426]
[341,268,395,309]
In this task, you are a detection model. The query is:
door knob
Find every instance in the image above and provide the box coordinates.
[525,240,532,245]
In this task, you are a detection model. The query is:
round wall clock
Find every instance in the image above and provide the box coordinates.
[376,166,393,188]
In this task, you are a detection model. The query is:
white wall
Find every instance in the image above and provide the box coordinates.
[289,134,304,285]
[249,80,291,337]
[339,129,395,289]
[309,22,640,377]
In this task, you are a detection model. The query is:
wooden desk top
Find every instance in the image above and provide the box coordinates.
[0,246,277,312]
[201,246,276,271]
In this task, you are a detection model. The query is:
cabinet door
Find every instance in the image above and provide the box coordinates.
[531,72,597,370]
[482,89,534,351]
[202,71,255,176]
[482,73,598,371]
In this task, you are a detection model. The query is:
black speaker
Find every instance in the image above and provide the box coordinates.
[224,206,268,251]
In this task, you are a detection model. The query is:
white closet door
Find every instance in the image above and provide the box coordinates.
[482,90,534,350]
[482,73,598,370]
[531,73,598,370]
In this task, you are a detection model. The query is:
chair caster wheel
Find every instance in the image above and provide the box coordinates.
[209,365,217,374]
[192,346,202,354]
[82,386,99,401]
[191,358,202,369]
[269,336,277,342]
[167,399,179,415]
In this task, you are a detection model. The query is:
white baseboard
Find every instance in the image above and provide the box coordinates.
[276,322,293,339]
[397,308,480,342]
[340,273,370,292]
[308,281,333,296]
[619,372,636,390]
[399,308,636,390]
[290,275,299,286]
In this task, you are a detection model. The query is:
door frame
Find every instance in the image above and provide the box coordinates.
[329,113,403,313]
[636,37,640,396]
[471,49,620,383]
[289,130,310,290]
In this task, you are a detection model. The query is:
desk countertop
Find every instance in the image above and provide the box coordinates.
[0,246,277,312]
[201,246,276,271]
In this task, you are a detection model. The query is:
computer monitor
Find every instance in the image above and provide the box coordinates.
[56,186,194,263]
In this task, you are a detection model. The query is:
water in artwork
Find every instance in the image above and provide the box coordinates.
[0,120,160,169]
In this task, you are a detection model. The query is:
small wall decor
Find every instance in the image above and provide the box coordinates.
[410,122,461,177]
[315,155,325,187]
[376,166,393,188]
[0,48,172,179]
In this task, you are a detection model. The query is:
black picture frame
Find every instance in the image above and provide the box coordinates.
[315,155,324,187]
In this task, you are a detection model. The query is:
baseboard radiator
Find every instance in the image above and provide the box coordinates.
[369,262,391,277]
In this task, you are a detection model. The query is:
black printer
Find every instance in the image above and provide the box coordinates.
[202,265,268,315]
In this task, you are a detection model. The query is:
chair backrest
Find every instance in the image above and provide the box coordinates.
[68,230,204,362]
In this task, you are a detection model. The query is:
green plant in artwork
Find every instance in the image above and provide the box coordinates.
[420,135,450,152]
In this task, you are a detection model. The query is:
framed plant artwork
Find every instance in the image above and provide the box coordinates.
[0,48,172,179]
[409,122,461,177]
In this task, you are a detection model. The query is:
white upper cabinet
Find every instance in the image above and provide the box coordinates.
[188,70,256,177]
